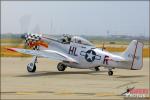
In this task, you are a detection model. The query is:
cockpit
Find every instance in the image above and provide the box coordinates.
[60,34,94,46]
[60,34,72,44]
[71,36,94,46]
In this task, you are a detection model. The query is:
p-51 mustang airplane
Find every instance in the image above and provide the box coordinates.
[7,33,144,75]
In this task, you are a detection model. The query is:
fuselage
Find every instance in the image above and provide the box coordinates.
[40,38,132,69]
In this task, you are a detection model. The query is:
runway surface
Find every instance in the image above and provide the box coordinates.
[1,57,149,99]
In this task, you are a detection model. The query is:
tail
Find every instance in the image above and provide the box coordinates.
[122,40,144,70]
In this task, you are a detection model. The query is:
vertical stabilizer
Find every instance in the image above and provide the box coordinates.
[122,40,144,70]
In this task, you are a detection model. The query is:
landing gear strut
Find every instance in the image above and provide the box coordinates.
[27,56,37,72]
[57,63,67,71]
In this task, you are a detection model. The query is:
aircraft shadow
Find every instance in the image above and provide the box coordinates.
[16,71,107,77]
[16,71,146,78]
[116,75,146,78]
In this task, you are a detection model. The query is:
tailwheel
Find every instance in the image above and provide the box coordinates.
[27,63,36,72]
[57,63,67,71]
[108,71,113,76]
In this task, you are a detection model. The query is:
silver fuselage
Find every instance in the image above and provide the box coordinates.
[40,40,132,69]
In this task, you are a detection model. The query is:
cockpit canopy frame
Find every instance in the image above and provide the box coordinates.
[59,35,94,46]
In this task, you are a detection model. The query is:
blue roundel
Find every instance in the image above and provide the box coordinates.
[85,50,96,62]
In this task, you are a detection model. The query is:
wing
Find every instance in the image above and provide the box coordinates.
[7,48,78,64]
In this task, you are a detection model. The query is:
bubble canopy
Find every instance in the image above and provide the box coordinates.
[71,36,94,46]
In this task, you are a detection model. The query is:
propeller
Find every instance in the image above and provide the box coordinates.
[15,15,32,50]
[6,14,56,57]
[6,15,43,57]
[17,15,43,50]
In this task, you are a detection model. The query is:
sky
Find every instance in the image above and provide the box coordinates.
[1,1,149,36]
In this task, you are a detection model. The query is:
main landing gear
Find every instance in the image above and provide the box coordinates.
[57,63,67,71]
[27,56,37,72]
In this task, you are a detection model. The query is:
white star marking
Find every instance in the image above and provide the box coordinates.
[87,51,94,60]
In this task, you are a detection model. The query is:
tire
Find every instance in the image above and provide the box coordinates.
[108,71,113,76]
[57,63,66,71]
[27,63,36,72]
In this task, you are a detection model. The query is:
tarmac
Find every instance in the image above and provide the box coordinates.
[1,57,149,99]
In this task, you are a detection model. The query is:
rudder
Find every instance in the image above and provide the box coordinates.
[122,40,144,70]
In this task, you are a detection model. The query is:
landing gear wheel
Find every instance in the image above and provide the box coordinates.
[57,63,66,71]
[27,63,36,72]
[108,71,113,76]
[95,67,100,71]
